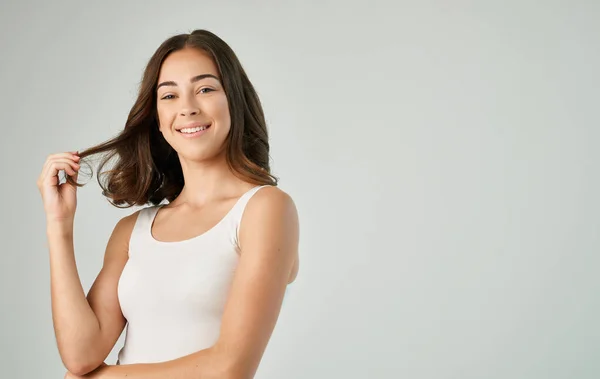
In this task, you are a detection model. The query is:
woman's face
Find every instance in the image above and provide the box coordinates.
[156,48,231,162]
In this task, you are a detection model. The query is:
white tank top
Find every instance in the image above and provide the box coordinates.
[116,185,283,364]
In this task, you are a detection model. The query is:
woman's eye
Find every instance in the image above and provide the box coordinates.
[160,88,212,100]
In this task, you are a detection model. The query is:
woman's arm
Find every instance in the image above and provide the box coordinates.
[50,213,137,375]
[66,347,227,379]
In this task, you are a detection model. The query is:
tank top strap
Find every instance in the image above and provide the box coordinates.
[128,205,159,255]
[225,184,273,250]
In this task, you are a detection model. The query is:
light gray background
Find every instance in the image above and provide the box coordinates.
[1,1,598,378]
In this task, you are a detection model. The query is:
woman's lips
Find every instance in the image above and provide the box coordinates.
[178,125,211,138]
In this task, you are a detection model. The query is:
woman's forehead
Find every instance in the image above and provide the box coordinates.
[158,49,219,81]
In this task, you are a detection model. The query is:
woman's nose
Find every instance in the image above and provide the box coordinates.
[180,107,199,117]
[180,95,201,117]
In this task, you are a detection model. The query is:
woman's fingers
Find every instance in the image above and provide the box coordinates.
[41,152,79,170]
[39,158,80,187]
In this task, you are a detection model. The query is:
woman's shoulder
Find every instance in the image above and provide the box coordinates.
[113,206,152,233]
[254,184,292,199]
[240,185,300,282]
[241,185,298,229]
[248,185,295,211]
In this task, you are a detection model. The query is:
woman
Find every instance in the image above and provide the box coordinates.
[36,29,300,379]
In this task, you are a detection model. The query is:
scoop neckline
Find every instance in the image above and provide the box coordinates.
[147,185,264,245]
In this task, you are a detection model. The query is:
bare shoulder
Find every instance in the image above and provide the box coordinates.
[250,185,296,208]
[241,186,300,283]
[244,186,298,228]
[114,209,141,237]
[118,208,142,228]
[104,208,143,260]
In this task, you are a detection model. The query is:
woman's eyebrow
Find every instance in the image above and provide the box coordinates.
[156,74,220,91]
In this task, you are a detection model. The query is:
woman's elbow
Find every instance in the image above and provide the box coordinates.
[62,356,103,377]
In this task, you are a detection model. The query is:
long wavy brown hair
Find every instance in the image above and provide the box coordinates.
[66,29,278,208]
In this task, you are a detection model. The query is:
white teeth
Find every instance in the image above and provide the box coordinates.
[180,125,208,133]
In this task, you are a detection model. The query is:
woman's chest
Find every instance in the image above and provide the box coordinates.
[117,248,239,318]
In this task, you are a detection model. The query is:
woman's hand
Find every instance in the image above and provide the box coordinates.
[37,151,81,223]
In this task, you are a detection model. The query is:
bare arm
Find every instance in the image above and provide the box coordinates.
[49,212,137,375]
